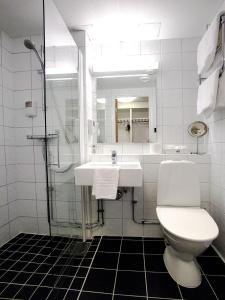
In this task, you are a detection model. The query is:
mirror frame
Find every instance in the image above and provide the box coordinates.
[96,84,157,144]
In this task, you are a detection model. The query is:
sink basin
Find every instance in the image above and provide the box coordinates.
[75,161,143,187]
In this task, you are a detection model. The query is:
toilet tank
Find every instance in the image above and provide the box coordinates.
[157,160,201,207]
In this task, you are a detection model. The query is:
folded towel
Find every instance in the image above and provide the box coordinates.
[197,11,225,75]
[92,166,120,200]
[197,67,220,118]
[217,69,225,110]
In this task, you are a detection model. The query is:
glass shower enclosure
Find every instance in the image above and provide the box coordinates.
[43,0,84,242]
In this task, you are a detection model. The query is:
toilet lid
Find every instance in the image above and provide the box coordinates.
[156,207,219,242]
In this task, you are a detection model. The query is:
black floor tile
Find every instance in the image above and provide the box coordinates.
[0,283,22,298]
[201,247,219,257]
[32,254,47,263]
[180,276,217,300]
[10,260,27,271]
[123,236,143,240]
[30,286,52,299]
[145,255,167,272]
[198,257,225,275]
[21,253,36,262]
[102,236,122,240]
[13,271,32,284]
[115,270,146,296]
[0,268,7,278]
[89,245,97,251]
[26,273,45,285]
[80,258,92,267]
[23,262,39,272]
[41,274,58,287]
[92,252,119,269]
[85,251,95,259]
[0,233,223,300]
[36,263,52,273]
[64,289,79,299]
[63,266,78,276]
[70,277,84,290]
[0,251,15,259]
[15,285,37,300]
[146,272,181,299]
[118,253,144,271]
[55,275,73,289]
[44,256,58,264]
[50,265,63,274]
[1,259,16,269]
[76,267,89,277]
[114,296,146,300]
[79,291,112,299]
[64,257,81,267]
[47,288,67,300]
[207,275,225,300]
[19,245,32,253]
[121,240,143,254]
[0,282,7,290]
[98,239,121,252]
[144,240,165,254]
[83,269,116,293]
[0,270,19,282]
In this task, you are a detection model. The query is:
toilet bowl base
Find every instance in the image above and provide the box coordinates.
[163,246,202,288]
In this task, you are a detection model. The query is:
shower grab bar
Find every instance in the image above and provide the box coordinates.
[199,14,225,84]
[27,131,60,168]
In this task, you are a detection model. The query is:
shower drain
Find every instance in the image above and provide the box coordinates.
[63,240,91,257]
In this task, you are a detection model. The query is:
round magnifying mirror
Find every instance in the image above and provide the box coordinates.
[188,121,208,138]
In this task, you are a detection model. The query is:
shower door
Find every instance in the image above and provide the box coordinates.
[44,0,83,240]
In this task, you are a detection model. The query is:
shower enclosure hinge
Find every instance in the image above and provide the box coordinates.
[154,127,157,133]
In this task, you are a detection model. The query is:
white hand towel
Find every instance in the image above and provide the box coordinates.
[197,68,220,118]
[197,11,225,75]
[216,69,225,110]
[92,166,120,200]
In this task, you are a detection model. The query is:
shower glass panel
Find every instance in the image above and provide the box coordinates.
[44,0,84,247]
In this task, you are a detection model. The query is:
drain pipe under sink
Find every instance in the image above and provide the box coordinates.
[131,187,159,225]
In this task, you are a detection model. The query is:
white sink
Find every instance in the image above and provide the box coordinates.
[75,161,143,187]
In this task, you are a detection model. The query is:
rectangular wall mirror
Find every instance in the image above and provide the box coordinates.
[95,74,157,144]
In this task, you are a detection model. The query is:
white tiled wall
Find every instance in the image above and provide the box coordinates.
[91,154,210,237]
[207,111,225,257]
[0,32,17,245]
[94,37,208,154]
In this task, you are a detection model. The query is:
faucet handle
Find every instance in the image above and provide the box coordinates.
[112,150,117,157]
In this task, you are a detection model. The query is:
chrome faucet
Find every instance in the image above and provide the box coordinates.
[112,150,117,164]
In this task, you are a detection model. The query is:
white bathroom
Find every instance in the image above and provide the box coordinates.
[0,0,224,299]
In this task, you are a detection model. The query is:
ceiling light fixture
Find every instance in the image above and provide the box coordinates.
[117,97,136,103]
[97,98,106,104]
[93,55,159,73]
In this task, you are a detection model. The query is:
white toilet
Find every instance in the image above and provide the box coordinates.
[156,160,219,288]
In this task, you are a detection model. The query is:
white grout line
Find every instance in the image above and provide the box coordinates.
[112,237,123,300]
[70,236,103,300]
[198,263,219,300]
[142,237,148,299]
[177,284,183,300]
[212,244,225,264]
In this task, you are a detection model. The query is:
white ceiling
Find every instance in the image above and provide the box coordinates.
[0,0,43,37]
[54,0,224,40]
[0,0,223,39]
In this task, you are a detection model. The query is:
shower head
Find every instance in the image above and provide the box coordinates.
[24,39,35,50]
[24,39,44,71]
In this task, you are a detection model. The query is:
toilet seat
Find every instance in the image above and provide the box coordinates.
[156,207,219,242]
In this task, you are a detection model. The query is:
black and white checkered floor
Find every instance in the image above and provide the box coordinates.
[0,233,224,299]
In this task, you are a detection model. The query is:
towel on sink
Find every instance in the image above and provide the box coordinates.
[92,166,120,200]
